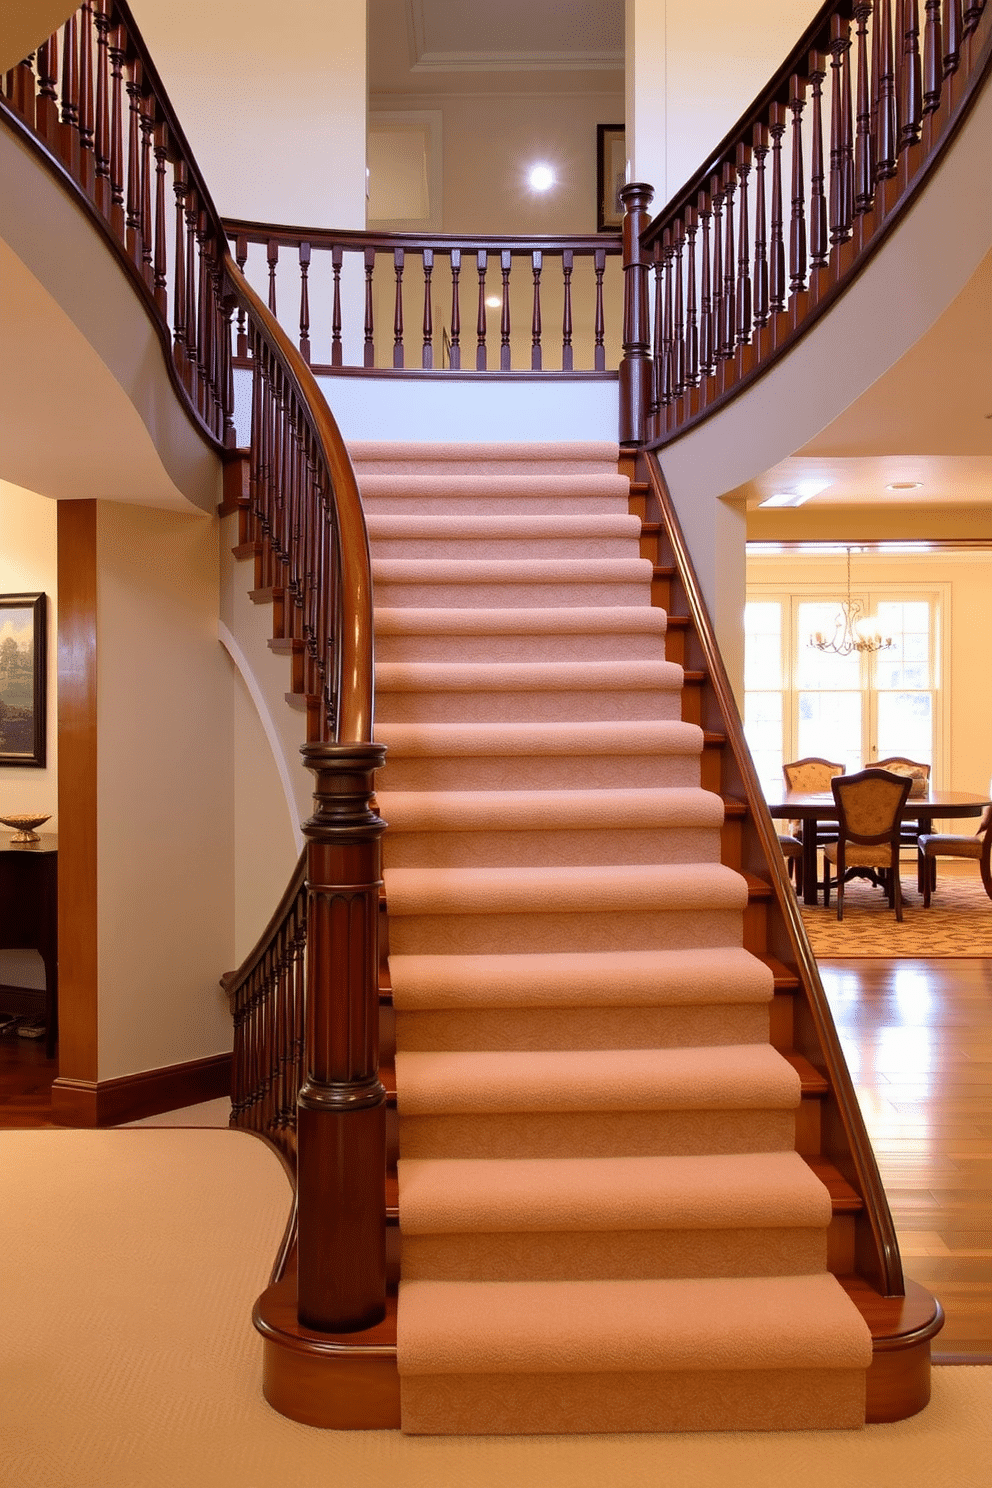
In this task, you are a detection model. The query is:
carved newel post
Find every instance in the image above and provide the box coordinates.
[619,181,655,446]
[296,740,388,1333]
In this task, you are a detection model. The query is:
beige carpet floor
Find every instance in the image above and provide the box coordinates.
[802,873,991,958]
[1,1103,990,1485]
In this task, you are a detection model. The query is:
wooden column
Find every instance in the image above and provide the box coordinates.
[296,742,388,1334]
[619,181,654,446]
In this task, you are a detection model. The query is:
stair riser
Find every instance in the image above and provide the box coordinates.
[374,582,653,610]
[399,1367,866,1435]
[394,1003,769,1052]
[371,537,640,560]
[374,633,666,662]
[387,909,745,956]
[377,755,702,791]
[382,826,721,869]
[400,1227,828,1283]
[376,690,683,724]
[398,1108,796,1161]
[361,496,632,517]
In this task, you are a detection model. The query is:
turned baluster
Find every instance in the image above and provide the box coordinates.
[139,94,155,281]
[698,190,714,377]
[60,12,79,172]
[752,125,770,329]
[808,50,829,268]
[720,162,736,359]
[963,2,982,36]
[672,223,686,396]
[922,0,943,109]
[392,247,405,368]
[788,75,808,295]
[125,58,143,266]
[829,18,854,244]
[499,250,512,371]
[593,247,606,372]
[152,124,168,315]
[735,145,752,344]
[221,289,236,447]
[329,245,343,367]
[196,213,214,421]
[78,2,95,192]
[184,188,200,403]
[265,238,278,315]
[900,0,923,147]
[710,174,724,363]
[619,183,654,444]
[530,251,543,370]
[422,249,434,368]
[7,51,35,124]
[233,235,248,359]
[293,242,310,363]
[363,247,375,367]
[561,249,574,371]
[648,246,662,426]
[876,0,899,176]
[448,249,462,369]
[172,164,189,381]
[93,4,111,215]
[854,3,876,213]
[944,0,963,72]
[684,208,699,386]
[108,27,125,239]
[476,250,488,371]
[36,34,59,148]
[768,105,787,314]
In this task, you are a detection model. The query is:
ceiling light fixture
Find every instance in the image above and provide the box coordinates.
[528,164,555,191]
[809,547,894,656]
[758,478,830,508]
[885,480,923,491]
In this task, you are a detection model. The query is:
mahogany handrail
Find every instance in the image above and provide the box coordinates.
[620,0,991,446]
[641,452,904,1296]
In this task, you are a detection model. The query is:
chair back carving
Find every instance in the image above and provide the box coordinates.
[831,769,913,845]
[783,757,846,793]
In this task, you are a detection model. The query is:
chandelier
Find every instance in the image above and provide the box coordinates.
[809,548,893,656]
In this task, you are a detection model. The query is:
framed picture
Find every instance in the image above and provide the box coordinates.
[597,124,626,232]
[0,593,46,768]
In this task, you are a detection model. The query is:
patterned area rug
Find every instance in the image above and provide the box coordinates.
[801,873,992,957]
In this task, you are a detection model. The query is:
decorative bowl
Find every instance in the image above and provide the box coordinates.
[0,813,51,844]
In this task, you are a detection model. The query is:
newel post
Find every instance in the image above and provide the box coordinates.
[619,182,655,445]
[296,740,388,1334]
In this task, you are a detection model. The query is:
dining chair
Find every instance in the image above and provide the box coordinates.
[781,757,845,894]
[822,768,913,922]
[917,794,992,906]
[777,832,804,896]
[874,757,931,852]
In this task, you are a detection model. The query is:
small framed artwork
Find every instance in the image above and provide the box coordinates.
[0,593,46,768]
[597,124,626,232]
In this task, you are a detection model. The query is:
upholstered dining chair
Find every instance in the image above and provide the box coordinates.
[781,757,845,892]
[823,768,913,922]
[874,756,931,851]
[777,832,804,896]
[917,795,992,907]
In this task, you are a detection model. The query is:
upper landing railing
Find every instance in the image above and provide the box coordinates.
[223,220,622,376]
[618,0,991,445]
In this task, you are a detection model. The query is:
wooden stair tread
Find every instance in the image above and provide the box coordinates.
[759,955,800,992]
[784,1051,831,1096]
[803,1157,863,1213]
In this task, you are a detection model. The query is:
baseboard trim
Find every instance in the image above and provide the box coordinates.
[51,1052,232,1127]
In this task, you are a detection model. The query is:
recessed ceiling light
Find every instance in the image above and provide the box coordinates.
[528,164,555,191]
[485,296,501,309]
[885,481,923,491]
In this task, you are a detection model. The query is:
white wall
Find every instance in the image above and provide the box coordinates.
[0,481,57,827]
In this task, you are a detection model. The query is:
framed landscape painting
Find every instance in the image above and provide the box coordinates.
[0,593,46,767]
[597,124,626,231]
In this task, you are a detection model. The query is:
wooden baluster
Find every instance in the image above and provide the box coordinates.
[125,58,143,266]
[561,249,574,371]
[735,144,752,344]
[476,250,488,371]
[720,162,736,359]
[448,249,461,369]
[233,235,248,359]
[672,223,686,395]
[60,12,79,174]
[808,49,829,267]
[788,75,808,295]
[943,0,963,72]
[92,3,111,215]
[392,247,405,368]
[197,212,214,421]
[593,247,606,372]
[922,0,943,110]
[876,0,899,176]
[698,190,714,376]
[710,174,724,362]
[752,125,769,330]
[363,247,376,368]
[267,239,279,315]
[768,104,787,314]
[829,19,854,245]
[221,288,236,447]
[172,164,188,382]
[36,33,59,148]
[499,250,512,371]
[421,248,434,368]
[526,251,542,370]
[962,1,982,36]
[900,0,923,147]
[139,93,154,281]
[7,51,35,124]
[330,245,343,367]
[854,2,876,213]
[648,248,662,428]
[684,208,699,386]
[619,183,654,444]
[298,242,311,363]
[663,232,676,406]
[152,124,168,315]
[108,27,125,239]
[185,187,199,403]
[78,2,94,192]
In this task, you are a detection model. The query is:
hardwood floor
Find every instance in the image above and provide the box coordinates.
[1,958,989,1356]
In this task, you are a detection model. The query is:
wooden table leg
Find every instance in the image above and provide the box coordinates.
[802,821,819,905]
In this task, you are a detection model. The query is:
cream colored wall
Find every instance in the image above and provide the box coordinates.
[94,503,234,1080]
[0,480,57,828]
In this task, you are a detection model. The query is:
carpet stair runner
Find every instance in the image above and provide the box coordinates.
[350,440,873,1435]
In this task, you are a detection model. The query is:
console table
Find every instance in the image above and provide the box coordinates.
[0,832,57,1057]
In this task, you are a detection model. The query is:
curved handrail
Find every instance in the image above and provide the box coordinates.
[621,0,991,447]
[643,451,904,1297]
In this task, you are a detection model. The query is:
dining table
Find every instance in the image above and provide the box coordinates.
[766,788,992,906]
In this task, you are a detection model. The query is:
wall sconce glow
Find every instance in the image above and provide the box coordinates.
[485,296,502,309]
[758,479,830,508]
[528,164,555,191]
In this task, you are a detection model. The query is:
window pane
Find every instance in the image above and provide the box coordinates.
[874,600,931,689]
[744,602,782,689]
[797,691,862,775]
[797,602,862,687]
[744,691,783,799]
[877,692,932,764]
